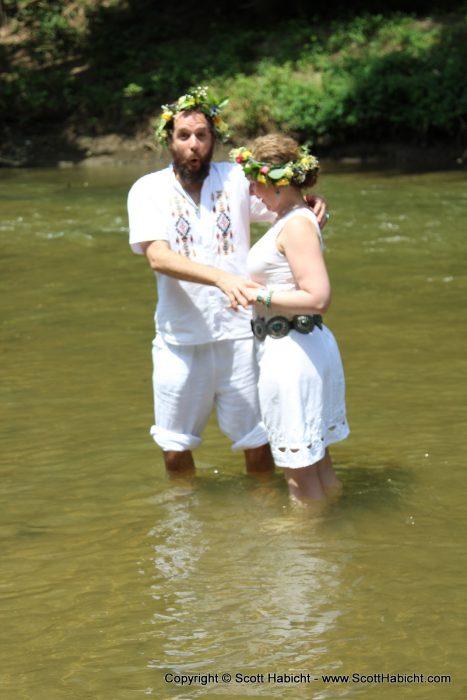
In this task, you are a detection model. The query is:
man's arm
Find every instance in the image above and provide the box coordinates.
[304,194,328,229]
[142,240,259,308]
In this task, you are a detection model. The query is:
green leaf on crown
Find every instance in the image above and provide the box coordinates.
[268,168,286,179]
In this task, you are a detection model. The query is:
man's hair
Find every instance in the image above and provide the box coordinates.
[166,108,215,142]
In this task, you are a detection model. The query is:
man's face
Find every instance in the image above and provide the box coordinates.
[169,111,215,184]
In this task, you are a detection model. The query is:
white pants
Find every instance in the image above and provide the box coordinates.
[150,336,268,452]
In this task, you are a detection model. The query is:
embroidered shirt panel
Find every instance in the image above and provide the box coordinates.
[128,163,268,344]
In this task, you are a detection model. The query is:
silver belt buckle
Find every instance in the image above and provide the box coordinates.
[293,315,315,333]
[266,316,291,338]
[251,318,267,340]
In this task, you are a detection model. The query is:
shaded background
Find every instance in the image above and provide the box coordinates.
[1,0,466,166]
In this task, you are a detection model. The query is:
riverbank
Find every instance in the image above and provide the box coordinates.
[2,5,466,172]
[1,125,466,172]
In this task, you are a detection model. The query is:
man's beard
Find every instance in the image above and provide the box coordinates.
[171,144,214,185]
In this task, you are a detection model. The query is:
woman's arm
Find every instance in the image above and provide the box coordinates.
[248,215,331,315]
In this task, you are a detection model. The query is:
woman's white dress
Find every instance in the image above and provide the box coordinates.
[247,207,349,468]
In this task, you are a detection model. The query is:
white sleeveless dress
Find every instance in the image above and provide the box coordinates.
[247,207,349,468]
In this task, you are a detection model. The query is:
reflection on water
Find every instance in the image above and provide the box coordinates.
[1,163,467,699]
[147,486,343,692]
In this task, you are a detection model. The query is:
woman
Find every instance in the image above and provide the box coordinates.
[230,135,349,504]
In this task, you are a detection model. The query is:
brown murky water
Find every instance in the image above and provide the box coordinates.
[1,161,466,699]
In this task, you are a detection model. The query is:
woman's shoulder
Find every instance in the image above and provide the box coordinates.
[280,208,323,247]
[287,206,319,227]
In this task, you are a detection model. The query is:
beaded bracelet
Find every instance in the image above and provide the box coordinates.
[256,290,273,307]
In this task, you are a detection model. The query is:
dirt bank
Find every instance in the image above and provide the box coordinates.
[1,125,466,172]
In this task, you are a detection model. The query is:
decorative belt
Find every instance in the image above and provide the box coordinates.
[251,314,323,340]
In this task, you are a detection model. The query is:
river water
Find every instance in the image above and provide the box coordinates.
[1,159,466,700]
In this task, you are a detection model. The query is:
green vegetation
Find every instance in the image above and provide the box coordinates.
[1,0,466,152]
[225,15,467,145]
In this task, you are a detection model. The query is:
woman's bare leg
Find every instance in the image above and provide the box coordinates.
[317,449,342,497]
[283,464,327,503]
[283,450,341,503]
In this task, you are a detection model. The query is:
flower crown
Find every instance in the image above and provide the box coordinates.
[230,144,319,186]
[155,86,230,144]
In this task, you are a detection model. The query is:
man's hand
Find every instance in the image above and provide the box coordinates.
[304,194,329,229]
[215,272,261,310]
[143,241,260,307]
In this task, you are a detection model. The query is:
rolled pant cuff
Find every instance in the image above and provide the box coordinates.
[150,425,202,452]
[231,422,269,451]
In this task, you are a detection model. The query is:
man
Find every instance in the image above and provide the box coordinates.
[127,86,327,477]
